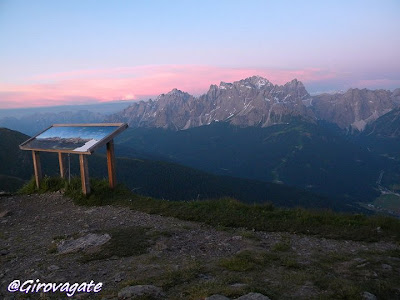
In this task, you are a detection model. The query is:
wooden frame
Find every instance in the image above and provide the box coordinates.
[19,123,128,195]
[79,154,90,195]
[106,140,117,188]
[32,151,42,189]
[58,152,66,178]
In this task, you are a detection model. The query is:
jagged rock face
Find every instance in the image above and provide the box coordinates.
[311,89,398,131]
[108,76,314,130]
[192,77,313,128]
[363,107,400,138]
[110,88,196,130]
[392,88,400,105]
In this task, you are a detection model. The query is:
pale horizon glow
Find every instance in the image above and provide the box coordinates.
[1,0,399,109]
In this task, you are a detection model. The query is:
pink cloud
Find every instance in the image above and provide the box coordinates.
[0,65,338,109]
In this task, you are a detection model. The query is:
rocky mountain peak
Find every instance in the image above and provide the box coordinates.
[230,76,273,90]
[165,88,187,96]
[283,78,309,100]
[246,75,273,89]
[285,78,307,90]
[155,89,192,104]
[218,81,233,90]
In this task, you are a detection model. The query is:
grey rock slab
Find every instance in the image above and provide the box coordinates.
[57,233,111,254]
[362,291,377,300]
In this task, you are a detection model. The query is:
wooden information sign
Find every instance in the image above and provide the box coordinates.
[19,123,128,195]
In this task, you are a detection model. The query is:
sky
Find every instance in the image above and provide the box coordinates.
[0,0,399,109]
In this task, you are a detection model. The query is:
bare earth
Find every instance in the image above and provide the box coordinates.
[0,193,399,299]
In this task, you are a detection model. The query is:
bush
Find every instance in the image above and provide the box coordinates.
[18,176,66,194]
[19,176,131,206]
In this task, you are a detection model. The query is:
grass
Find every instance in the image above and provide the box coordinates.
[80,226,154,262]
[129,196,400,242]
[123,262,205,292]
[219,248,301,274]
[18,176,400,242]
[219,250,260,272]
[18,175,66,194]
[271,239,291,252]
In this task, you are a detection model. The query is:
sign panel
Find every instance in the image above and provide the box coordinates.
[19,123,128,154]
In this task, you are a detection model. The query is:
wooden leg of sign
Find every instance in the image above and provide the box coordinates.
[79,154,90,195]
[58,152,65,178]
[106,140,116,188]
[32,150,42,189]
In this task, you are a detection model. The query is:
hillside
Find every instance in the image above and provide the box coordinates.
[1,191,399,299]
[352,108,400,195]
[0,128,331,210]
[363,107,400,139]
[0,128,61,191]
[116,121,396,205]
[356,108,400,163]
[352,108,400,181]
[0,128,33,185]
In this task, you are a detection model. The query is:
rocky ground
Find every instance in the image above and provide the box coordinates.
[0,193,399,299]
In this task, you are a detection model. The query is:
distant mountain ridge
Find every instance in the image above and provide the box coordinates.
[0,110,104,136]
[108,76,400,131]
[311,88,400,131]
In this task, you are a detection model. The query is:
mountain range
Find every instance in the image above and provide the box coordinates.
[108,76,400,132]
[2,76,399,136]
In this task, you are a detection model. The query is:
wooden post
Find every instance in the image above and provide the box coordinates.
[79,154,90,195]
[58,152,66,178]
[106,139,117,188]
[32,150,42,189]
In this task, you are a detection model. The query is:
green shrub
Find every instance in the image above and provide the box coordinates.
[18,176,66,194]
[18,176,131,206]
